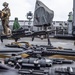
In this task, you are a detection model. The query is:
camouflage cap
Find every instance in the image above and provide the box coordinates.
[3,2,8,6]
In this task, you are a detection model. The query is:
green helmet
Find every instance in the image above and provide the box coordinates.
[3,2,8,6]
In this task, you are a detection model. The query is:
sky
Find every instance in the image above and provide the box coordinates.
[0,0,73,21]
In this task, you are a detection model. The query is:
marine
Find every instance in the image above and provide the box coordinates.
[1,2,11,35]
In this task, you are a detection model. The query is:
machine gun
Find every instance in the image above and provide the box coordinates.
[4,56,73,69]
[18,67,75,75]
[0,63,75,75]
[1,28,56,46]
[14,48,75,59]
[0,45,75,59]
[55,67,75,75]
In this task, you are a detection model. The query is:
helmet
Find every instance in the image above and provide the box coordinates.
[3,2,8,7]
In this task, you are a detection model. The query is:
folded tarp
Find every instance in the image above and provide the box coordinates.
[33,0,54,26]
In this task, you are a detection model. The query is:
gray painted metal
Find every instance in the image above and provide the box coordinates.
[68,22,72,34]
[73,0,75,35]
[33,0,54,26]
[73,0,75,26]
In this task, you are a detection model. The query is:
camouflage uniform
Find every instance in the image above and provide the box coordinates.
[1,2,11,35]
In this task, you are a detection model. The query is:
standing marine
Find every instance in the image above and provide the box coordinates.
[1,2,11,35]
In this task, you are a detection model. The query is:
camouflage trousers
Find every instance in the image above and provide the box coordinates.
[2,19,9,35]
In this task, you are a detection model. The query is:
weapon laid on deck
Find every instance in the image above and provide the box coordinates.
[18,67,75,75]
[16,48,75,57]
[0,62,75,75]
[0,46,75,59]
[5,41,73,51]
[10,47,75,60]
[55,67,75,75]
[4,56,73,69]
